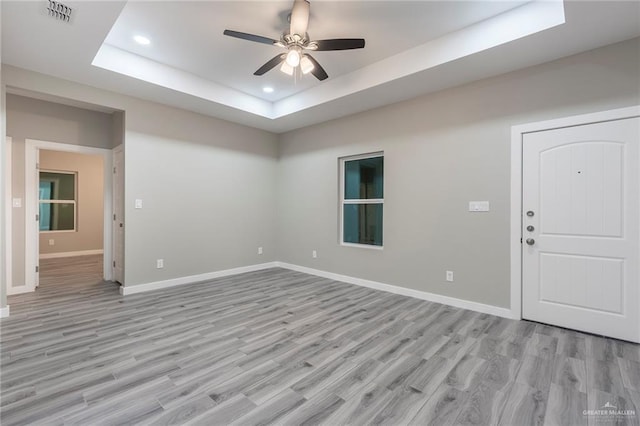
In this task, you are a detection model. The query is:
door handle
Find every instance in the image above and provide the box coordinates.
[526,238,535,246]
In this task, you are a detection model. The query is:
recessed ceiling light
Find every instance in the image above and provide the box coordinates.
[133,35,151,45]
[262,87,274,93]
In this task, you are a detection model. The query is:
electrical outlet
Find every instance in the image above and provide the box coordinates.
[312,250,317,259]
[446,270,454,282]
[48,239,55,246]
[258,247,263,255]
[156,259,164,269]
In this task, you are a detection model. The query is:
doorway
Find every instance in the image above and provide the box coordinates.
[511,106,640,343]
[23,139,114,293]
[37,149,106,289]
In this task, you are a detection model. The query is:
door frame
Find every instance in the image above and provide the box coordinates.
[5,137,13,296]
[509,105,640,320]
[111,144,124,284]
[24,139,114,293]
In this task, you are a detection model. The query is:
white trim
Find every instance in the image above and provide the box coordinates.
[39,249,104,259]
[276,262,514,319]
[117,259,513,318]
[339,151,385,249]
[340,242,384,251]
[0,305,10,318]
[510,105,640,320]
[119,262,279,295]
[39,169,78,232]
[5,137,13,296]
[25,139,114,293]
[112,144,124,284]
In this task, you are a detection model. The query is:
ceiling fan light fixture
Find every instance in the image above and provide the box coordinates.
[285,49,301,67]
[280,61,295,75]
[300,55,314,74]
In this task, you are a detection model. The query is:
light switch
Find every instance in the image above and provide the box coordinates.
[469,201,490,212]
[135,199,143,209]
[12,198,22,208]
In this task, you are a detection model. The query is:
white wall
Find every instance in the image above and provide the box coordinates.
[277,37,640,309]
[38,150,104,256]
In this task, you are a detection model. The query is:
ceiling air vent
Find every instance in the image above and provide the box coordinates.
[47,0,72,23]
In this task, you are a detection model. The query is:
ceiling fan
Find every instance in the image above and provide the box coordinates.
[223,0,365,81]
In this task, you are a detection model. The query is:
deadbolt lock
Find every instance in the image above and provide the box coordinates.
[526,211,534,217]
[526,225,535,232]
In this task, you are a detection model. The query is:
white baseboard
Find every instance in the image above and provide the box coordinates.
[117,259,514,319]
[275,262,515,319]
[0,305,10,318]
[40,249,104,259]
[119,262,279,296]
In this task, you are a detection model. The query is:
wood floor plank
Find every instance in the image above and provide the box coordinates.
[230,388,306,426]
[146,394,216,425]
[543,383,587,426]
[552,355,587,393]
[498,382,548,426]
[184,394,257,426]
[278,390,345,426]
[408,383,467,426]
[320,382,394,426]
[454,382,511,426]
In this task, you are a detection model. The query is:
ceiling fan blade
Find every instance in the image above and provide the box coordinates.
[313,38,365,51]
[304,54,328,81]
[254,54,287,76]
[290,0,310,37]
[223,29,279,46]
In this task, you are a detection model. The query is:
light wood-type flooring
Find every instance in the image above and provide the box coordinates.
[1,255,639,425]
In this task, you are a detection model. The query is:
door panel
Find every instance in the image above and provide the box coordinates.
[539,142,623,237]
[522,117,639,342]
[539,253,623,313]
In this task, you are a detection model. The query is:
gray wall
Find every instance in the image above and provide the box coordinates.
[122,101,279,285]
[7,94,114,149]
[2,38,638,310]
[7,94,114,288]
[277,38,640,309]
[4,82,279,290]
[38,150,104,255]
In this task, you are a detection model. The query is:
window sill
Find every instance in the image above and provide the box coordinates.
[340,242,384,251]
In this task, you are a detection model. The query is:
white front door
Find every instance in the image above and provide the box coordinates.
[522,117,639,343]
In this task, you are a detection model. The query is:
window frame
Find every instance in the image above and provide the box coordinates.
[339,152,384,250]
[39,169,78,233]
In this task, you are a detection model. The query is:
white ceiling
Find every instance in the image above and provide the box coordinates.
[2,1,639,133]
[104,1,528,101]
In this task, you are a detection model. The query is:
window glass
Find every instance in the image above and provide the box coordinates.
[341,154,383,247]
[39,171,75,200]
[39,202,75,231]
[39,171,76,232]
[344,156,384,200]
[343,203,383,246]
